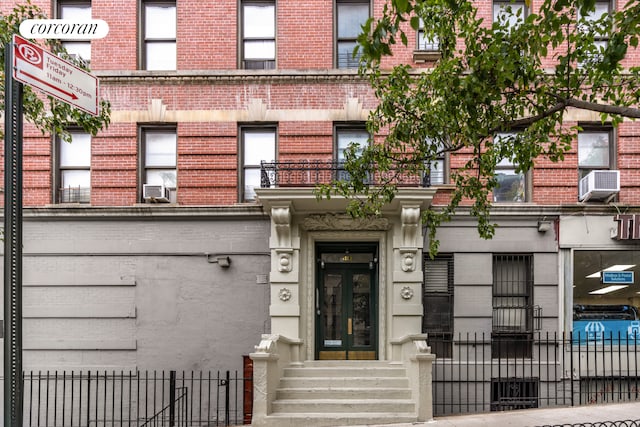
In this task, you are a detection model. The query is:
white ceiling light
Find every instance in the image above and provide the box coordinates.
[589,285,629,295]
[586,264,636,279]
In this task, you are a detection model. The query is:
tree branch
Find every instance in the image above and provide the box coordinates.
[565,98,640,118]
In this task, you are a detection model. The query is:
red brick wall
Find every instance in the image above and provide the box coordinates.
[6,0,640,208]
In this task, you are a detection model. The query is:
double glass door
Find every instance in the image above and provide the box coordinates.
[316,250,377,360]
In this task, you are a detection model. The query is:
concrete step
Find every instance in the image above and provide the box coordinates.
[276,386,412,400]
[283,366,406,378]
[271,398,416,413]
[302,360,395,368]
[278,376,410,388]
[261,412,417,427]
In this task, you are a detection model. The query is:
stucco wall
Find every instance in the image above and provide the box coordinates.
[430,214,560,336]
[2,209,271,373]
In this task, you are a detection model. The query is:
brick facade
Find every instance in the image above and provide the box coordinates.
[4,0,637,208]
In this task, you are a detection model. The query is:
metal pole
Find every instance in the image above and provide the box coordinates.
[4,39,25,427]
[169,370,176,427]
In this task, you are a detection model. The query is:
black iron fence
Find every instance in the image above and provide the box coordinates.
[431,332,640,416]
[539,422,640,427]
[20,370,252,427]
[260,160,431,188]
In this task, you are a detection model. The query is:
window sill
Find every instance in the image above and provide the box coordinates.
[413,50,442,63]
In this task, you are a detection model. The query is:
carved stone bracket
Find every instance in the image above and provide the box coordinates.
[401,205,421,248]
[272,206,291,248]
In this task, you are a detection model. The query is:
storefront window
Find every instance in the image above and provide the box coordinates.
[572,250,640,343]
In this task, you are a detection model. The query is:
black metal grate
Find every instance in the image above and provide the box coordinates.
[423,255,454,358]
[491,377,539,411]
[59,186,90,204]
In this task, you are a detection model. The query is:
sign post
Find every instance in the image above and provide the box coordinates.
[4,40,24,427]
[4,34,100,427]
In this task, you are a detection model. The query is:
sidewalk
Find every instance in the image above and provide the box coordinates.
[347,402,640,427]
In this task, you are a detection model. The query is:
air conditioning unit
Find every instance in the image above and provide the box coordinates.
[143,184,170,203]
[579,170,620,202]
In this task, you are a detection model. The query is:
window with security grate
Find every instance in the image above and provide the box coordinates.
[423,255,454,358]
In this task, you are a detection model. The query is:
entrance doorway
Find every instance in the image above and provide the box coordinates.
[316,244,378,360]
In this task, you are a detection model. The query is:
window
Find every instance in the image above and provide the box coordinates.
[578,1,612,66]
[417,18,439,51]
[578,127,613,180]
[336,0,369,68]
[336,126,369,181]
[58,1,91,64]
[423,255,454,358]
[492,254,535,358]
[142,128,177,200]
[241,1,276,69]
[493,0,527,30]
[493,133,527,202]
[57,131,91,203]
[241,127,276,202]
[572,250,640,344]
[425,137,447,186]
[143,1,176,70]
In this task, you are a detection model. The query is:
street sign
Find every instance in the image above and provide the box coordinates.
[12,34,98,116]
[602,271,634,284]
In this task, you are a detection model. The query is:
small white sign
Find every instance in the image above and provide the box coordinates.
[12,35,99,116]
[20,19,109,39]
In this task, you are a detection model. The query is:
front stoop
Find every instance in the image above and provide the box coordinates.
[259,361,417,427]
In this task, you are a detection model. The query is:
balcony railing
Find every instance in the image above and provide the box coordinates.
[260,160,433,188]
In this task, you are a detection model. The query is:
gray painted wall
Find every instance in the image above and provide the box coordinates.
[429,215,560,337]
[2,210,271,373]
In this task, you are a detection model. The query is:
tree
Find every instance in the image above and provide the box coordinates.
[1,0,110,142]
[317,0,640,256]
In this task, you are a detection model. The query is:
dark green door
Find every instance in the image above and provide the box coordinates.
[316,249,377,360]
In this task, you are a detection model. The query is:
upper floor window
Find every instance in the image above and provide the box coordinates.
[578,0,612,66]
[336,125,370,181]
[493,133,527,203]
[578,127,613,180]
[241,127,276,202]
[57,1,91,64]
[493,0,527,30]
[417,18,440,51]
[142,128,177,201]
[143,1,176,70]
[425,137,447,186]
[241,1,276,70]
[336,0,369,69]
[57,131,91,203]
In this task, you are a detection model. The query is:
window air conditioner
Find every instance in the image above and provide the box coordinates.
[143,184,170,202]
[578,170,620,202]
